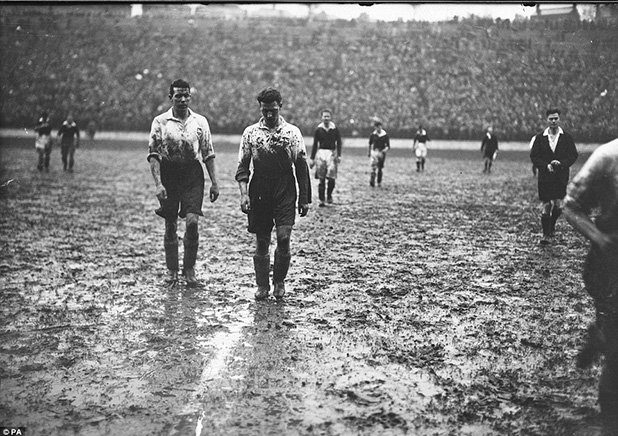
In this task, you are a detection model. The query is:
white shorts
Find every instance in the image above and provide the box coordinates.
[35,134,52,150]
[370,149,386,169]
[314,148,338,179]
[415,143,427,158]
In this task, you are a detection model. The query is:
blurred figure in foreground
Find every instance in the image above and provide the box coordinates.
[368,121,390,187]
[57,114,80,172]
[236,87,311,301]
[309,109,342,206]
[530,108,578,244]
[147,79,219,286]
[481,125,499,174]
[412,124,430,172]
[564,139,618,434]
[34,111,53,172]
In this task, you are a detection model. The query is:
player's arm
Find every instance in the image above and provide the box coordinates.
[564,206,617,254]
[310,130,318,165]
[561,135,578,168]
[564,154,617,255]
[147,119,166,200]
[530,137,550,171]
[336,128,342,160]
[235,132,252,213]
[293,131,311,216]
[199,120,219,202]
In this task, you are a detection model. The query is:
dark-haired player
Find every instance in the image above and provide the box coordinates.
[368,121,390,187]
[236,87,311,300]
[57,114,80,172]
[412,124,430,172]
[147,79,219,286]
[34,111,53,172]
[309,109,342,206]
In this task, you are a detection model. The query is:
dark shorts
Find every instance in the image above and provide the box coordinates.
[155,160,204,220]
[537,169,569,202]
[247,172,297,234]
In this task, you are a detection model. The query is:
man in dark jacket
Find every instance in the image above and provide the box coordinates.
[481,126,498,174]
[530,108,578,244]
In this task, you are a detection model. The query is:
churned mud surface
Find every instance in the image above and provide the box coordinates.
[0,139,602,435]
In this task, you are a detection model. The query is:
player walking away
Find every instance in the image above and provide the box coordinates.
[481,126,498,174]
[57,114,80,172]
[147,79,219,287]
[86,120,97,146]
[563,140,618,434]
[34,111,52,172]
[368,121,390,187]
[530,108,578,245]
[236,87,311,301]
[309,109,342,207]
[412,124,430,172]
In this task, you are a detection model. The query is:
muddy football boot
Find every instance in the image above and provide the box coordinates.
[253,254,270,300]
[183,267,199,287]
[164,237,179,286]
[273,250,291,300]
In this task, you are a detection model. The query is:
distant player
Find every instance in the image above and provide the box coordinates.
[86,120,97,146]
[147,79,220,286]
[34,111,52,172]
[368,121,390,187]
[412,124,430,172]
[530,108,578,244]
[309,109,342,206]
[481,126,499,174]
[563,140,618,434]
[57,114,80,172]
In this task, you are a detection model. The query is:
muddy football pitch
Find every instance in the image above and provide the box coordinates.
[0,138,603,435]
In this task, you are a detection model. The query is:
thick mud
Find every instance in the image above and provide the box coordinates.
[0,140,602,435]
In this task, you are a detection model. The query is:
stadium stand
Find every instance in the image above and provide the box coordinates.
[0,5,616,141]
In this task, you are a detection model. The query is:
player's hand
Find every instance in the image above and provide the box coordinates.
[547,164,554,173]
[298,203,309,217]
[550,160,561,168]
[155,185,167,201]
[596,232,618,256]
[240,193,251,214]
[209,183,219,202]
[337,156,342,164]
[309,159,315,169]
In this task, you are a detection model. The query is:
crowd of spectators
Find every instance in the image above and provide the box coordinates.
[1,7,616,142]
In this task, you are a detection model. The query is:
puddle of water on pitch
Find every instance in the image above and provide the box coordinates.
[180,304,253,432]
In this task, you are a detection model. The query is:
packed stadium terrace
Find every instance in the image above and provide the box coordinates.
[1,6,616,142]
